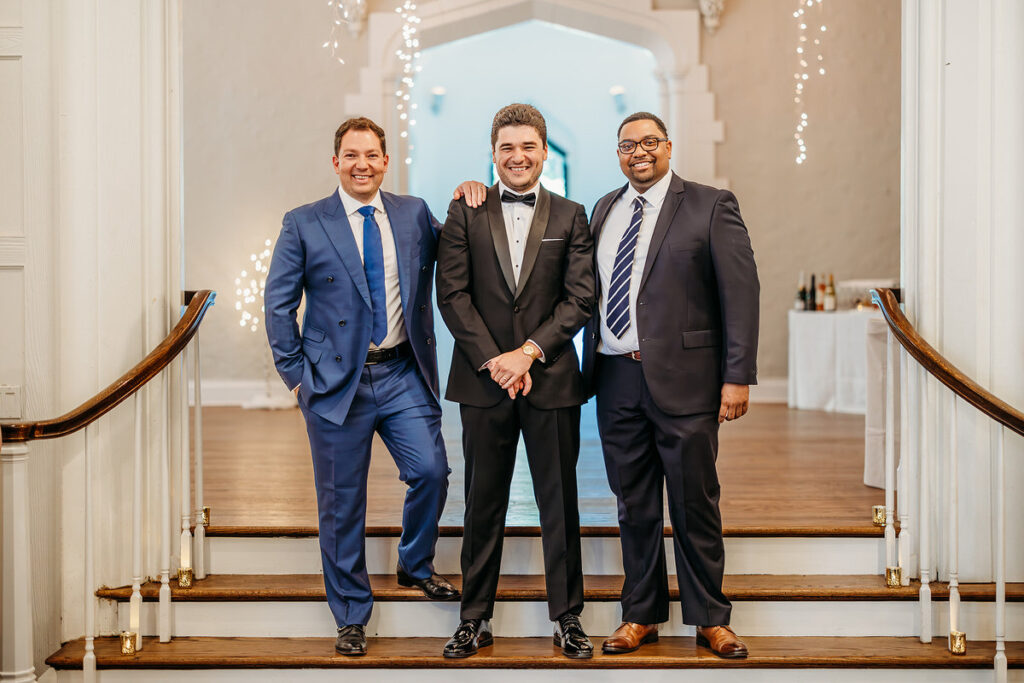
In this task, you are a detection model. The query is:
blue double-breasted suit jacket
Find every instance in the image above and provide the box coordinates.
[265,189,441,425]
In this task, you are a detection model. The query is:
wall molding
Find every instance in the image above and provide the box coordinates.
[0,236,25,266]
[0,26,23,56]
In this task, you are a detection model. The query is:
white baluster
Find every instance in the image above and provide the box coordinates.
[896,343,912,585]
[994,426,1006,682]
[84,426,96,682]
[948,392,962,653]
[192,331,207,580]
[884,331,898,587]
[1,439,36,683]
[130,392,144,651]
[919,368,932,642]
[179,352,193,588]
[159,372,172,642]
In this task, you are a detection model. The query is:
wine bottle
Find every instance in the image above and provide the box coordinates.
[808,273,816,310]
[795,271,807,310]
[816,275,826,311]
[824,273,837,312]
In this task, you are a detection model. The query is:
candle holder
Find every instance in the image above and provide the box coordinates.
[120,631,137,655]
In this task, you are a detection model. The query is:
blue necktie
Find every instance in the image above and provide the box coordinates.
[606,196,646,338]
[358,205,388,345]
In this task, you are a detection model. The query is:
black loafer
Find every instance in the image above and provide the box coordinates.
[335,624,366,656]
[397,564,460,601]
[554,613,593,659]
[443,619,493,658]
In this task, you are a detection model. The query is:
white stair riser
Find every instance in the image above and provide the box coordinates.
[115,598,1024,640]
[53,668,1024,683]
[208,535,885,576]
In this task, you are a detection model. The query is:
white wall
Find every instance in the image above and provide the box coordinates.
[182,0,901,390]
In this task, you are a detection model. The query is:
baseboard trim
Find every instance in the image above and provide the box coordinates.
[749,377,787,404]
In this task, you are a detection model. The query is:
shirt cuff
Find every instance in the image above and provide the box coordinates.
[526,339,546,363]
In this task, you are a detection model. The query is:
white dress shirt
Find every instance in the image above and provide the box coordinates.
[491,180,545,363]
[338,186,408,350]
[596,172,672,355]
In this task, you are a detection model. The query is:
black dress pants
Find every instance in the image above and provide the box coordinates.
[458,398,584,621]
[596,354,731,626]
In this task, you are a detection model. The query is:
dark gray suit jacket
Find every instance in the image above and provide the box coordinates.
[437,184,595,409]
[582,172,759,415]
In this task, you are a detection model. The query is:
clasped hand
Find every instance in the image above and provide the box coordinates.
[486,349,533,399]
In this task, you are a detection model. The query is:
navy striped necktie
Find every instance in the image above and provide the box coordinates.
[606,196,646,338]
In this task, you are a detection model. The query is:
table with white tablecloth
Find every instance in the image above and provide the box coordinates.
[787,308,896,488]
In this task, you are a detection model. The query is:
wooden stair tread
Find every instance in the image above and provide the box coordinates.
[96,573,1024,602]
[47,636,1024,669]
[206,524,885,538]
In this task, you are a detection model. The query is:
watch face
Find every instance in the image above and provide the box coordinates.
[523,344,536,357]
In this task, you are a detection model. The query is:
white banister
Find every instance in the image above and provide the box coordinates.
[178,351,193,588]
[884,331,898,587]
[994,425,1006,682]
[130,392,144,651]
[158,372,172,642]
[917,367,932,643]
[83,426,96,682]
[947,392,962,653]
[192,330,207,580]
[1,439,36,683]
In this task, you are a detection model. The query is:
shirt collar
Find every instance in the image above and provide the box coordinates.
[338,186,385,217]
[624,171,671,210]
[497,179,541,200]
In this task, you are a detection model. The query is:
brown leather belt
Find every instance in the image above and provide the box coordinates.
[622,350,642,361]
[365,341,412,365]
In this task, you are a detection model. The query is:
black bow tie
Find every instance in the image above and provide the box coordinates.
[501,190,536,207]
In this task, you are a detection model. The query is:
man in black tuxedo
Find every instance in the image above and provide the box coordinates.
[436,103,595,659]
[583,112,759,658]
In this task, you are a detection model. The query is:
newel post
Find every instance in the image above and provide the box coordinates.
[1,435,37,683]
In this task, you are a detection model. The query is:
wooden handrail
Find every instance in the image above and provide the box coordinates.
[871,287,1024,437]
[0,290,216,444]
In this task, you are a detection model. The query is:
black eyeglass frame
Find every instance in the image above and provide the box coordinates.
[616,137,670,154]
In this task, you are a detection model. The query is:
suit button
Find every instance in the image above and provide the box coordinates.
[513,306,520,313]
[338,320,346,327]
[638,299,645,305]
[419,305,426,312]
[421,265,428,272]
[334,355,342,362]
[327,275,334,282]
[591,332,596,339]
[425,337,432,346]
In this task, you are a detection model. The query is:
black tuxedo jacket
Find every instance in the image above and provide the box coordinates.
[436,184,595,409]
[582,173,759,416]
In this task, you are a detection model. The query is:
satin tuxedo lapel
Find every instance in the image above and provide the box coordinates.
[485,184,518,296]
[514,185,551,299]
[638,173,686,291]
[381,192,414,313]
[318,192,372,311]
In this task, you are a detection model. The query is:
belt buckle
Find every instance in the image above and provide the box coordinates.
[627,350,642,361]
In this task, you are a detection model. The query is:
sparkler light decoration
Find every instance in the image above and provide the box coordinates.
[792,0,826,165]
[394,1,422,165]
[235,240,272,333]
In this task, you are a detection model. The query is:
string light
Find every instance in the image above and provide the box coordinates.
[235,240,273,333]
[322,0,368,64]
[792,0,826,165]
[393,1,422,165]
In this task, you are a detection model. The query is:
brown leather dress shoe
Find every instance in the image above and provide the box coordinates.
[696,625,748,659]
[601,622,659,654]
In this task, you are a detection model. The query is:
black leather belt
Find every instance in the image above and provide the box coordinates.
[365,341,412,365]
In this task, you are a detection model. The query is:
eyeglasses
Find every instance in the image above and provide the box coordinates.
[617,137,669,154]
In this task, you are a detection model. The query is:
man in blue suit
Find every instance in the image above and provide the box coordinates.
[265,117,457,656]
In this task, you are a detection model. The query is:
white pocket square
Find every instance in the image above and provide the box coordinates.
[541,238,564,242]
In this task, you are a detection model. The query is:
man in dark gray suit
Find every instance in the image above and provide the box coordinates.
[581,112,759,659]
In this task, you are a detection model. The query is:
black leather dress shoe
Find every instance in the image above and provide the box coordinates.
[442,619,493,658]
[554,613,593,659]
[396,564,460,601]
[335,624,366,656]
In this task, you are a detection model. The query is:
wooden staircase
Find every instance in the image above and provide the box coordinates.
[47,525,1024,681]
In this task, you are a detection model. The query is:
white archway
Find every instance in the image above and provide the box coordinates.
[345,0,726,192]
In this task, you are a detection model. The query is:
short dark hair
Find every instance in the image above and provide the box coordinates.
[491,103,547,147]
[334,117,387,156]
[617,112,668,139]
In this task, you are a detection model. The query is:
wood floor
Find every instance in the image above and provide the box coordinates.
[195,403,881,533]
